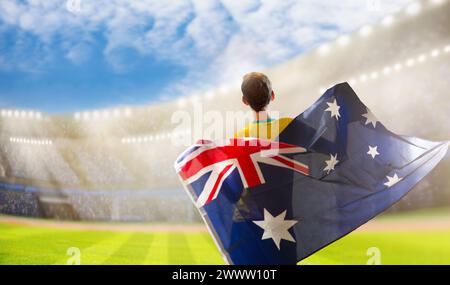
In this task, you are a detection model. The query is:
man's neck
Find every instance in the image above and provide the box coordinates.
[254,111,271,122]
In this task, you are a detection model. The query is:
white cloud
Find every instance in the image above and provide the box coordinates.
[0,0,412,96]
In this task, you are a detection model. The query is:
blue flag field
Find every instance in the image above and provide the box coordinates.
[175,82,450,265]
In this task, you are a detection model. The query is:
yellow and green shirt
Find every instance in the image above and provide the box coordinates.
[234,117,293,140]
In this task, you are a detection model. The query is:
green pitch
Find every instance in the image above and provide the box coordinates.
[1,210,450,264]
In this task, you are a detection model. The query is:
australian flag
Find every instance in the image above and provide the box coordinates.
[174,82,449,265]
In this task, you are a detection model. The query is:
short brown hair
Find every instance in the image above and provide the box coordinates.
[241,72,272,112]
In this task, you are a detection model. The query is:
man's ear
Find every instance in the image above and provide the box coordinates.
[242,96,249,105]
[271,90,275,102]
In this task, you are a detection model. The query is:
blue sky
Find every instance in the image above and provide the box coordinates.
[0,0,411,114]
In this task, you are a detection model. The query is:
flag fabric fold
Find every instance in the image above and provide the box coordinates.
[174,82,449,265]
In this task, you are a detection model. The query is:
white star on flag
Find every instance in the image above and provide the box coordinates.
[362,108,378,128]
[324,153,339,174]
[384,173,402,188]
[253,209,297,250]
[325,99,341,120]
[367,145,380,159]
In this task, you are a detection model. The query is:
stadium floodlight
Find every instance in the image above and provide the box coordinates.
[359,25,373,37]
[381,15,394,27]
[444,45,450,53]
[359,74,368,82]
[318,44,330,55]
[394,63,403,71]
[177,97,187,108]
[205,91,215,100]
[417,54,427,62]
[406,58,416,67]
[430,0,445,6]
[337,35,350,46]
[219,85,230,95]
[124,108,132,117]
[382,66,392,75]
[431,49,440,57]
[406,2,421,16]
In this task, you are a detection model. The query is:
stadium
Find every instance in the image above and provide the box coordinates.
[1,0,450,264]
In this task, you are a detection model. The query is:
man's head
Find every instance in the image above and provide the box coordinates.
[241,72,275,112]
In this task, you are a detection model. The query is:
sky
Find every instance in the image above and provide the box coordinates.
[0,0,412,114]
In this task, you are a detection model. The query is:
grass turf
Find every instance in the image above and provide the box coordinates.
[1,212,450,264]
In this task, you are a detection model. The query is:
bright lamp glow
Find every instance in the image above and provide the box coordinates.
[318,44,330,55]
[431,49,440,57]
[406,2,421,16]
[381,15,394,27]
[219,85,229,95]
[406,58,415,67]
[177,98,187,108]
[417,54,427,62]
[337,35,350,46]
[359,25,373,37]
[205,91,215,100]
[430,0,445,5]
[394,63,403,71]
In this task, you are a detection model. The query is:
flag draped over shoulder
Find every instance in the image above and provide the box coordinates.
[174,82,449,265]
